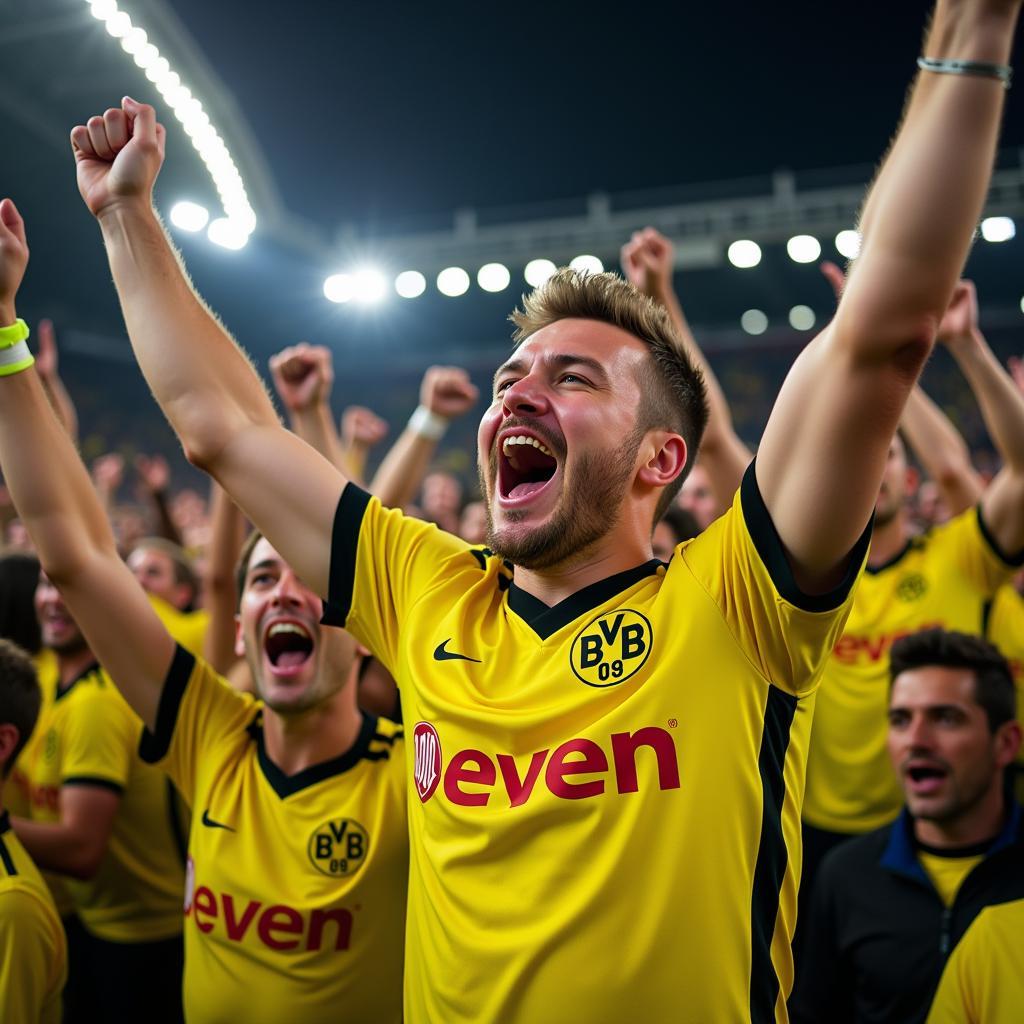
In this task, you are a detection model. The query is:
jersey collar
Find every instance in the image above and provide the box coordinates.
[865,538,916,576]
[507,559,663,641]
[0,810,9,836]
[54,660,102,701]
[251,709,379,799]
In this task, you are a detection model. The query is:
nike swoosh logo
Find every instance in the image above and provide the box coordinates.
[200,810,236,832]
[433,639,481,663]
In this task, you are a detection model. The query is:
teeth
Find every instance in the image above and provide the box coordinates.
[268,623,311,640]
[501,434,553,457]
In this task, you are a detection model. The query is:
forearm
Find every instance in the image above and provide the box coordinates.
[842,4,1017,352]
[11,816,101,880]
[39,374,78,442]
[202,483,246,674]
[0,369,116,580]
[341,440,370,487]
[901,385,984,513]
[97,202,279,468]
[289,403,346,471]
[149,487,183,544]
[952,335,1024,473]
[368,428,438,509]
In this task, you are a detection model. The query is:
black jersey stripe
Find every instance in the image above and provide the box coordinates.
[321,483,372,627]
[0,836,15,877]
[749,685,798,1024]
[166,779,188,867]
[741,460,872,613]
[62,776,125,795]
[976,505,1024,567]
[139,645,195,764]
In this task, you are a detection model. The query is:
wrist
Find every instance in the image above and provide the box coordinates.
[408,405,449,441]
[96,197,158,235]
[0,305,15,328]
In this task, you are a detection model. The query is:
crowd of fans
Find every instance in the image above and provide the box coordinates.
[1,2,1024,1022]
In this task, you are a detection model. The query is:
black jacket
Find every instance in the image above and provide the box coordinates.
[789,801,1024,1024]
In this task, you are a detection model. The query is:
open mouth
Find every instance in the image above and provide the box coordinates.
[263,621,314,671]
[498,433,559,501]
[905,763,948,792]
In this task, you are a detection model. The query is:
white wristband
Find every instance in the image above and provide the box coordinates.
[0,339,34,377]
[408,405,449,441]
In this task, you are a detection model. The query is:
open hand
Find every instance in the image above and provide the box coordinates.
[71,97,166,218]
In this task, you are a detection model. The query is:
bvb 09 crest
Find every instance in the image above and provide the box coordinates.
[570,608,653,687]
[307,818,369,878]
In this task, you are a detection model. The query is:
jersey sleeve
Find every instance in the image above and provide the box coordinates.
[925,911,986,1024]
[937,507,1024,598]
[138,646,258,803]
[60,680,137,792]
[0,887,66,1024]
[321,484,475,673]
[680,461,870,696]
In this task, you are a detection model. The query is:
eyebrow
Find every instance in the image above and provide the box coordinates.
[246,558,281,579]
[493,352,610,389]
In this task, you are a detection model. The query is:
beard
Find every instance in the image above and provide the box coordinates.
[482,426,644,571]
[45,629,89,657]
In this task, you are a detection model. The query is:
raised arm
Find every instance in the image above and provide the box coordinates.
[939,281,1024,554]
[369,365,479,509]
[269,342,347,471]
[338,405,388,487]
[72,98,344,597]
[34,319,78,442]
[0,198,172,731]
[755,0,1019,591]
[621,227,752,509]
[201,481,247,677]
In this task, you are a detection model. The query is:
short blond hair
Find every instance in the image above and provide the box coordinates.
[510,269,708,518]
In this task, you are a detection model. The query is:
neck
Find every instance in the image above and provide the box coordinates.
[867,512,909,569]
[512,527,654,607]
[56,647,97,689]
[261,684,363,777]
[913,783,1008,849]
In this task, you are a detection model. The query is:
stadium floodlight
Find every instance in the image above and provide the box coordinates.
[84,0,257,247]
[834,230,861,260]
[169,201,209,233]
[352,269,387,304]
[323,274,355,304]
[524,258,557,287]
[207,218,248,251]
[727,240,761,269]
[570,254,604,275]
[437,267,471,297]
[788,305,816,331]
[980,216,1015,243]
[786,235,822,264]
[395,271,427,299]
[741,309,768,335]
[477,263,511,293]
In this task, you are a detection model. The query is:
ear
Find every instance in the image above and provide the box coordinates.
[995,719,1022,768]
[636,433,688,490]
[0,723,20,775]
[234,614,245,659]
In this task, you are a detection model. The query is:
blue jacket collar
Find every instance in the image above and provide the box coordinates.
[881,800,1023,883]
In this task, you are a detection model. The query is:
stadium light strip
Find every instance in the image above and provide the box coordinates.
[85,0,256,248]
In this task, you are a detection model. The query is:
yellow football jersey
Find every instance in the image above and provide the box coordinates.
[139,648,407,1024]
[986,583,1023,695]
[323,464,869,1023]
[0,810,67,1024]
[17,659,185,941]
[148,592,210,659]
[926,897,1024,1024]
[804,508,1023,834]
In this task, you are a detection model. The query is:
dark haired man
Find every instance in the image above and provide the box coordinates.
[69,1,1020,1016]
[792,629,1024,1024]
[0,637,66,1024]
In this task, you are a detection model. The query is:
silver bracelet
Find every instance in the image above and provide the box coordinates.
[917,56,1012,89]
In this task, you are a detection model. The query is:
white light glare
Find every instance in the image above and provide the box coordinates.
[324,274,355,304]
[395,271,426,299]
[89,0,117,18]
[980,216,1015,243]
[789,305,816,331]
[437,267,471,297]
[835,230,861,260]
[477,263,511,293]
[570,254,604,275]
[352,269,387,304]
[727,240,761,269]
[524,259,557,287]
[787,235,822,264]
[169,201,209,233]
[120,26,147,54]
[207,219,249,251]
[741,309,768,335]
[104,10,131,37]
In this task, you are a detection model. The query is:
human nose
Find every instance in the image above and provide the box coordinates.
[271,571,304,606]
[501,372,550,418]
